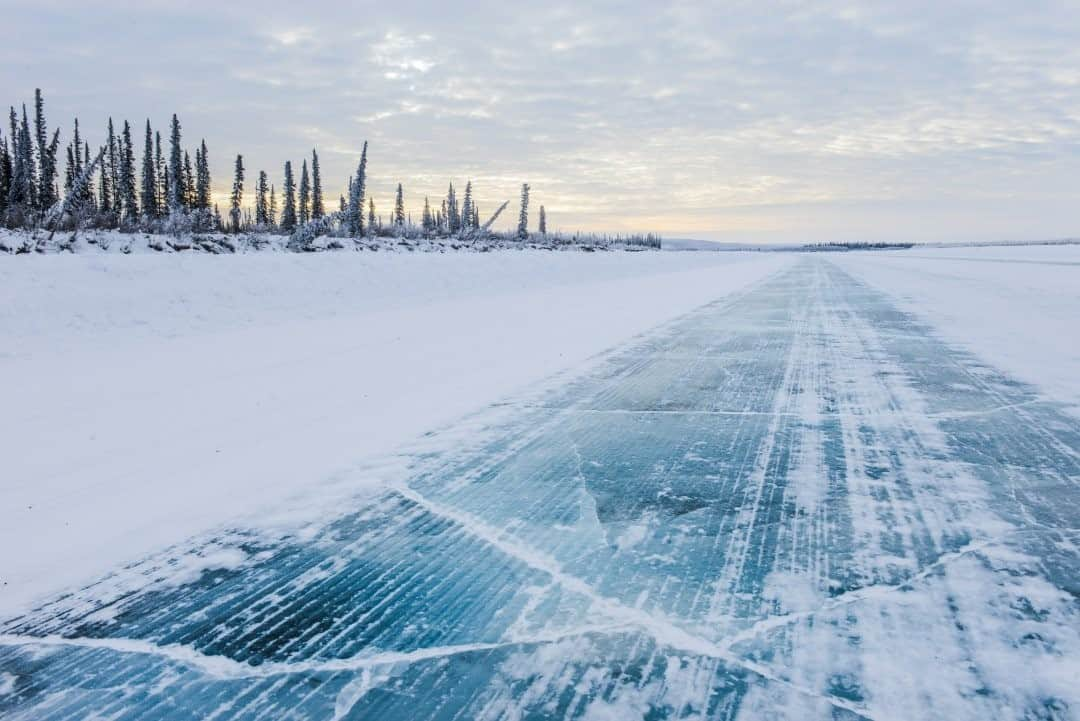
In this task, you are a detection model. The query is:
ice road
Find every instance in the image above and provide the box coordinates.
[1,257,1078,720]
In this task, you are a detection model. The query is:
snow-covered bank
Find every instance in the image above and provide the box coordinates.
[831,244,1080,415]
[0,251,793,616]
[0,227,660,255]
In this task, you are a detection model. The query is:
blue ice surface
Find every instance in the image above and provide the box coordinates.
[1,258,1078,720]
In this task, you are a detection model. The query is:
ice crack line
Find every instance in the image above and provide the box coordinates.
[0,624,630,681]
[389,484,890,721]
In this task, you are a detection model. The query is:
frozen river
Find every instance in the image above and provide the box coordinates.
[2,257,1078,720]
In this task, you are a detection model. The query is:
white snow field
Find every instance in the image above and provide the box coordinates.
[0,250,792,615]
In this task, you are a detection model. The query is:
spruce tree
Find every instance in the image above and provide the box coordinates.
[63,143,75,196]
[446,182,459,234]
[229,154,244,233]
[269,185,277,228]
[310,149,323,219]
[345,141,368,236]
[298,159,310,225]
[183,151,195,209]
[15,107,38,213]
[154,131,166,216]
[422,196,432,232]
[281,160,297,231]
[140,120,158,219]
[83,141,97,213]
[7,107,34,222]
[108,119,121,219]
[98,152,111,215]
[34,89,58,212]
[195,139,210,211]
[0,132,11,219]
[119,120,137,223]
[166,115,184,212]
[255,170,269,227]
[461,181,473,232]
[394,183,405,226]
[539,205,546,234]
[103,118,117,221]
[517,183,530,239]
[368,198,376,233]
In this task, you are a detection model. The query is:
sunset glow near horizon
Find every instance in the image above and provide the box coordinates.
[3,0,1079,242]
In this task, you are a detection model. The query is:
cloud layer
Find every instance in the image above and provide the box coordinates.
[2,0,1078,241]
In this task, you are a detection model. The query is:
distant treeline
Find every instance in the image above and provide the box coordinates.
[799,241,916,252]
[0,89,660,251]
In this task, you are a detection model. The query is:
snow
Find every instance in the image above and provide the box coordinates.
[2,255,1077,720]
[830,244,1080,415]
[0,249,792,616]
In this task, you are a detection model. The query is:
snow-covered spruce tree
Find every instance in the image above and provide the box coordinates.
[338,194,345,214]
[140,120,158,220]
[517,183,530,239]
[368,198,376,235]
[255,170,269,227]
[35,89,59,214]
[11,106,39,222]
[195,139,210,211]
[63,143,75,197]
[83,141,97,214]
[6,107,35,225]
[183,151,195,209]
[154,131,167,217]
[98,152,111,217]
[167,114,184,214]
[281,160,297,231]
[479,199,509,234]
[394,182,405,227]
[269,184,277,228]
[298,159,310,226]
[229,154,243,233]
[445,182,459,235]
[345,141,368,237]
[422,196,432,233]
[100,118,116,222]
[538,205,546,234]
[310,149,323,219]
[43,144,105,238]
[119,120,138,224]
[461,181,473,233]
[0,131,11,220]
[107,119,121,221]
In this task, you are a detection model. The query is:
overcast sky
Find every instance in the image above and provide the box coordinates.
[2,1,1079,242]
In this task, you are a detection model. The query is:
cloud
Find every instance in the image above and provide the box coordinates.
[1,0,1079,241]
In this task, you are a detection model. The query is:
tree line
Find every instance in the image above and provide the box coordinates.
[0,89,660,251]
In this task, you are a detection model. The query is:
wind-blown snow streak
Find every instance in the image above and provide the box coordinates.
[1,258,1077,720]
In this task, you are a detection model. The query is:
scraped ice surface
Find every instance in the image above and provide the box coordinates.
[1,258,1078,720]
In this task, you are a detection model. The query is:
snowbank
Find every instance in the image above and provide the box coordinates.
[0,250,793,615]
